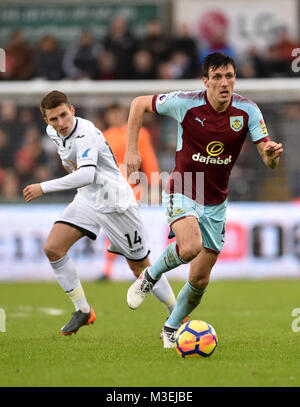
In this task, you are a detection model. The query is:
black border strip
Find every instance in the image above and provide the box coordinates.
[107,248,151,262]
[78,164,97,169]
[54,220,97,240]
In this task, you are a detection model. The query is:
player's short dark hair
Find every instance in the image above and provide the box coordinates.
[40,90,71,117]
[202,53,236,78]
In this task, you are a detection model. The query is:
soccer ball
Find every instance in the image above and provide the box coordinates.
[175,320,218,358]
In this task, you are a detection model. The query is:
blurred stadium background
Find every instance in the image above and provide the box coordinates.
[1,0,300,282]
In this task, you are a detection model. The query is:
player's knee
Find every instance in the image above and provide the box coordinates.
[44,242,66,262]
[178,243,201,262]
[189,274,210,291]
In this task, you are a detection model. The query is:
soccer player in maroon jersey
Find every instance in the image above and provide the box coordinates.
[125,52,284,348]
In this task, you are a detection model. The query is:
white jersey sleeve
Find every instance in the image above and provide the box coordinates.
[41,166,95,193]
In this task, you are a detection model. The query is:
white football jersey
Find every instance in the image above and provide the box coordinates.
[46,116,136,213]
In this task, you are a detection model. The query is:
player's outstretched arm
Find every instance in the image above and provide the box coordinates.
[23,166,95,202]
[125,95,154,179]
[256,141,284,169]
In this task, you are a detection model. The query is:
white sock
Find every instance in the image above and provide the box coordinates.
[66,285,90,313]
[151,274,176,315]
[50,255,90,313]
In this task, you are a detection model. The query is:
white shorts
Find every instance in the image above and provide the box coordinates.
[55,197,150,261]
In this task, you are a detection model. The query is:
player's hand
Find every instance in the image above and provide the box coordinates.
[23,184,44,202]
[124,150,142,184]
[264,141,283,159]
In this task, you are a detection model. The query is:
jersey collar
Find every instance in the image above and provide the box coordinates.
[56,117,78,146]
[205,91,233,115]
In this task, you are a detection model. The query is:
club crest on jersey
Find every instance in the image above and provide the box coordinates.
[230,116,244,132]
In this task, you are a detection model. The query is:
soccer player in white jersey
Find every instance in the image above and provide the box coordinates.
[23,90,176,335]
[125,52,284,348]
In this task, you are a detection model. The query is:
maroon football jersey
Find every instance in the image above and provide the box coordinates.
[153,90,270,205]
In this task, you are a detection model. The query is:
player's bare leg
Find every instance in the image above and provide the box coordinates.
[173,216,203,262]
[126,257,150,278]
[45,222,83,262]
[44,223,95,335]
[189,248,218,291]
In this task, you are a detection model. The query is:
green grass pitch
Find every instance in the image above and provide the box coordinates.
[0,279,299,387]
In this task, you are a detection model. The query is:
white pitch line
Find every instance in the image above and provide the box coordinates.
[37,307,66,316]
[3,306,66,318]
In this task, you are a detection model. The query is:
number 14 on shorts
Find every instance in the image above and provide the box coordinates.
[124,231,142,248]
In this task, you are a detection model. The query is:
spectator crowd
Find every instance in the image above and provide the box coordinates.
[1,17,300,82]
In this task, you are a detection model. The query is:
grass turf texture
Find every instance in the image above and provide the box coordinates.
[0,279,299,387]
